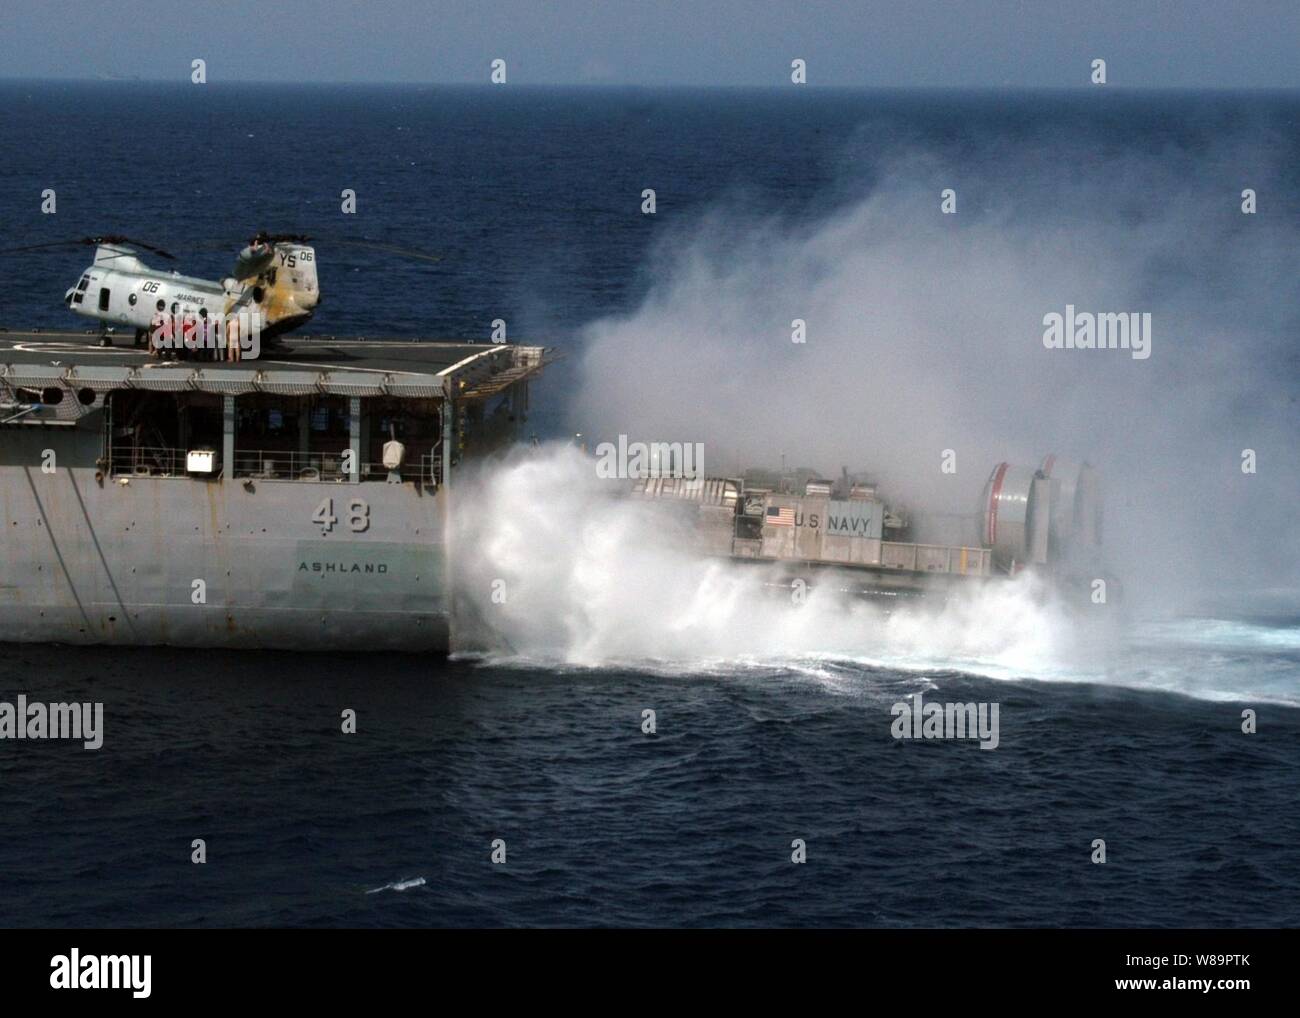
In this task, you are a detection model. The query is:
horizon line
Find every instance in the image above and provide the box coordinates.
[2,76,1299,92]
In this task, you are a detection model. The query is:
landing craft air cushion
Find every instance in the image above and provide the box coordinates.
[630,456,1109,603]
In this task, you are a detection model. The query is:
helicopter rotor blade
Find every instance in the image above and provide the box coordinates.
[320,238,443,263]
[242,233,443,263]
[188,234,442,264]
[0,240,88,254]
[0,232,440,266]
[91,235,177,260]
[0,235,176,260]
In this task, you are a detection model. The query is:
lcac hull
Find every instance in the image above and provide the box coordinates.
[0,427,449,652]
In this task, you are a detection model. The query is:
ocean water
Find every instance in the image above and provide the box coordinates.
[0,84,1297,927]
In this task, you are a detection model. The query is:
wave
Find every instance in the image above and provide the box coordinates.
[365,877,427,894]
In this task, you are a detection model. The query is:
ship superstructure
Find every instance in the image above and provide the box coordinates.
[1,330,548,650]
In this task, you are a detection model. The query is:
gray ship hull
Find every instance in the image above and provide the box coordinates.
[1,426,450,651]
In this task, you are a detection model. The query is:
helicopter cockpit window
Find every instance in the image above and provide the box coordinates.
[76,275,89,292]
[98,288,110,312]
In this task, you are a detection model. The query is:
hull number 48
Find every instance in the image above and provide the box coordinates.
[313,497,370,533]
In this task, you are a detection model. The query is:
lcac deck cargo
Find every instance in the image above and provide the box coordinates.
[0,330,551,651]
[630,455,1106,600]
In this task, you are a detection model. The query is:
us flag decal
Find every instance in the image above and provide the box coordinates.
[765,506,795,527]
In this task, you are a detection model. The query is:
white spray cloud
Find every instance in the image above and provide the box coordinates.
[449,122,1297,701]
[567,136,1299,610]
[452,445,1103,679]
[451,446,1300,705]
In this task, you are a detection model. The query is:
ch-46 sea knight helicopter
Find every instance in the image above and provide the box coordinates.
[3,232,440,356]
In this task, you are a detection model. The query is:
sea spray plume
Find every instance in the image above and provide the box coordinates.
[569,126,1299,613]
[451,443,771,665]
[450,444,1102,676]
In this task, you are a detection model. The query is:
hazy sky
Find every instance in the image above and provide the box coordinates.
[3,0,1297,87]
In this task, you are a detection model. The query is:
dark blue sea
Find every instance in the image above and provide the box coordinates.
[0,83,1297,927]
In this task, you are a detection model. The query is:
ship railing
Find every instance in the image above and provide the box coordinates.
[879,541,992,576]
[234,449,352,482]
[235,451,441,483]
[108,444,190,478]
[358,454,439,485]
[107,444,443,484]
[734,532,994,577]
[423,450,442,486]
